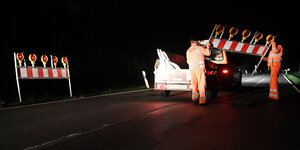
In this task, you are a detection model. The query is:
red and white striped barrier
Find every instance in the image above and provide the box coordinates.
[210,38,268,56]
[19,67,69,79]
[14,52,72,103]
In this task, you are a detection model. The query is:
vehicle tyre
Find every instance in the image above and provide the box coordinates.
[236,78,242,87]
[160,90,170,97]
[207,88,218,100]
[233,73,242,88]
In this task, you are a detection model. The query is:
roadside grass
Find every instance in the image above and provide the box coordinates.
[285,73,300,87]
[291,72,300,78]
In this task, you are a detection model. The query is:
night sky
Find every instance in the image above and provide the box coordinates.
[1,1,299,104]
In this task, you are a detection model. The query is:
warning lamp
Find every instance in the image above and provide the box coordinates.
[229,27,238,40]
[41,55,48,68]
[266,34,274,45]
[215,24,225,36]
[52,56,58,68]
[16,53,24,66]
[61,57,68,68]
[254,32,263,44]
[242,30,251,42]
[28,54,37,67]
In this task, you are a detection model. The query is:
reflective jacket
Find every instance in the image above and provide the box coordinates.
[186,45,211,70]
[264,45,283,68]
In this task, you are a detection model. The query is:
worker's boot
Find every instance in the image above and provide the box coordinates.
[199,99,206,105]
[193,99,199,105]
[267,97,279,103]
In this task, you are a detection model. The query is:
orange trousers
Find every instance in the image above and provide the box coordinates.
[190,68,206,104]
[269,66,280,100]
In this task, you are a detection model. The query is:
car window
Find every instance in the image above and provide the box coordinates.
[205,48,223,61]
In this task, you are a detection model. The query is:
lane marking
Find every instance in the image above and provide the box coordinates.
[282,73,300,94]
[23,102,187,150]
[243,74,265,83]
[24,132,83,150]
[0,88,153,111]
[255,76,268,85]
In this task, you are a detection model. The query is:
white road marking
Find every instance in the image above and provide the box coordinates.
[243,76,257,82]
[24,132,83,150]
[0,88,153,111]
[23,102,184,150]
[255,76,268,85]
[282,73,300,94]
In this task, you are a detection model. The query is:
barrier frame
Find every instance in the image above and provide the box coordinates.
[13,52,73,103]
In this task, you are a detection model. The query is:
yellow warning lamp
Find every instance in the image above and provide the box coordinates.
[61,57,68,68]
[41,55,48,67]
[28,54,37,67]
[16,53,24,64]
[52,56,58,67]
[266,34,274,45]
[215,24,225,36]
[242,30,251,41]
[229,27,238,40]
[254,32,263,43]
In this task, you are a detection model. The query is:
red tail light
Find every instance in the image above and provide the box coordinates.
[222,69,229,74]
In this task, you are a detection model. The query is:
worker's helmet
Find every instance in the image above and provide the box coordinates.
[190,37,199,43]
[197,40,209,45]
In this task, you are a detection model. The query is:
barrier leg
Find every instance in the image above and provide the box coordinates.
[13,52,22,103]
[67,62,73,97]
[68,78,72,97]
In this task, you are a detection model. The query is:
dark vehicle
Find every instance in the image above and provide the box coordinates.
[217,64,242,87]
[205,49,242,89]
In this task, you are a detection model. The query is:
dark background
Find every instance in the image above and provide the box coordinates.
[1,1,299,104]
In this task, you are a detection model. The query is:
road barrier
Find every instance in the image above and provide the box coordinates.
[13,52,72,103]
[209,38,269,56]
[210,24,276,76]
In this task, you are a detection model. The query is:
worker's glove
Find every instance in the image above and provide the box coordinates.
[206,43,212,49]
[271,41,276,48]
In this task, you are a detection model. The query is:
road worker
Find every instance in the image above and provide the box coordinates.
[186,39,211,105]
[262,41,283,101]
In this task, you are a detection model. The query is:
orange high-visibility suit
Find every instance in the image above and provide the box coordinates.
[186,44,211,104]
[263,42,283,100]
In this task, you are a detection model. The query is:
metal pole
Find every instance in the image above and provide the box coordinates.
[50,55,54,68]
[208,24,217,43]
[24,58,27,67]
[13,52,22,103]
[250,31,258,44]
[219,25,227,39]
[22,52,27,67]
[142,71,150,88]
[251,42,272,76]
[67,61,73,97]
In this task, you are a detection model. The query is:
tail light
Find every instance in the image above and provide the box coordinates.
[155,83,166,90]
[222,69,229,74]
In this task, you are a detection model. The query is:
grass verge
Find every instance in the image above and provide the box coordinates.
[285,74,300,87]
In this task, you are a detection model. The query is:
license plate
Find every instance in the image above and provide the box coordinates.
[167,85,187,90]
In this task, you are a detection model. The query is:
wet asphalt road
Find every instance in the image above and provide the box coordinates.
[0,73,300,150]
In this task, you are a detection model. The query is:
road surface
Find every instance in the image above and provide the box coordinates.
[0,73,299,150]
